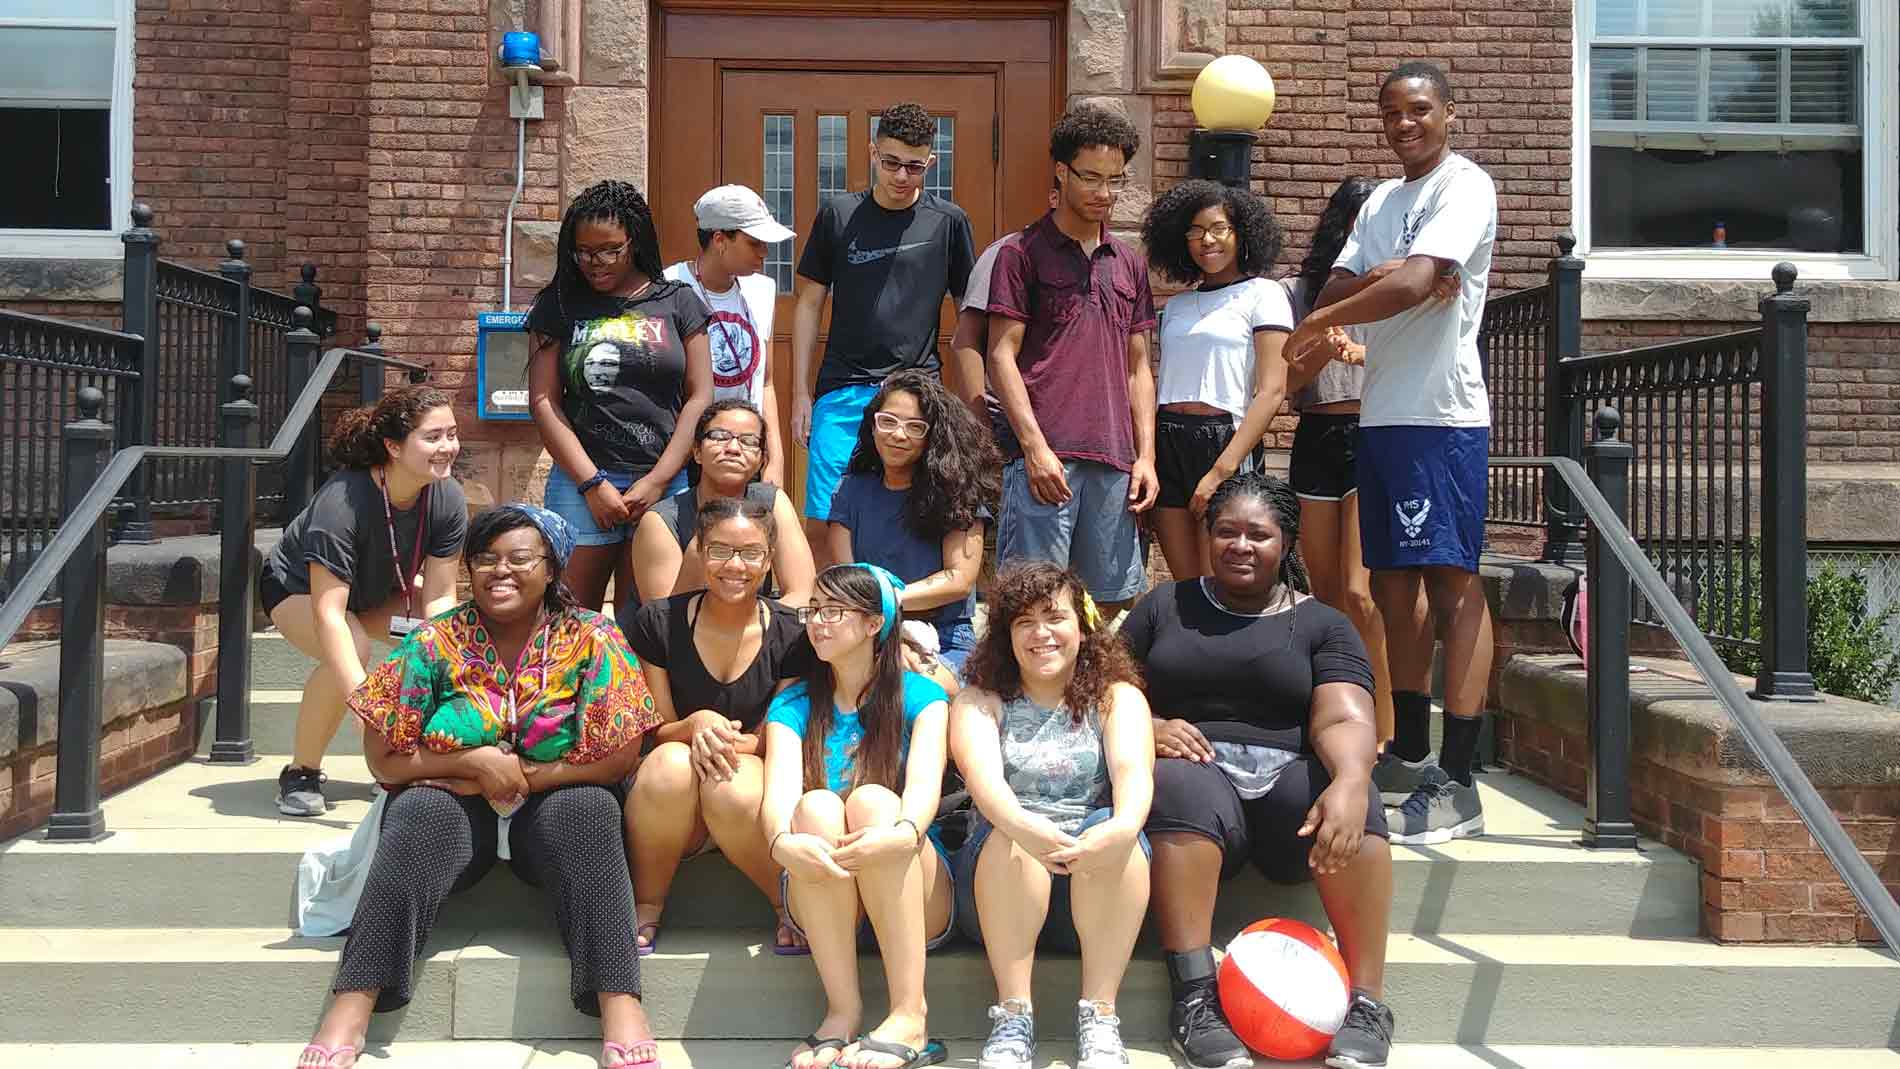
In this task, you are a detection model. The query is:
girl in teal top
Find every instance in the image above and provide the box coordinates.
[761,564,953,1069]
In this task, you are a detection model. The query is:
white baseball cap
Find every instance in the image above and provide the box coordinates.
[694,185,795,244]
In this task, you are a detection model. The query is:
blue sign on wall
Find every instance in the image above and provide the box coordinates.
[476,310,532,421]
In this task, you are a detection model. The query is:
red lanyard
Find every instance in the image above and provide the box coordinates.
[378,471,430,620]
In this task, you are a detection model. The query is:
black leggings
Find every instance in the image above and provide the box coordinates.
[1145,755,1388,884]
[331,784,639,1015]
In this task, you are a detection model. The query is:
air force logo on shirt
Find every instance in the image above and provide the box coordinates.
[846,238,933,266]
[1396,497,1432,544]
[1399,208,1426,255]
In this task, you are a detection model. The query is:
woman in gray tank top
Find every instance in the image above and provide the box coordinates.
[947,561,1155,1069]
[629,399,815,608]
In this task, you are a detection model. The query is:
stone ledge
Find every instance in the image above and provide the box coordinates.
[0,258,123,302]
[0,640,188,762]
[1499,653,1900,787]
[1584,278,1900,324]
[3,530,281,609]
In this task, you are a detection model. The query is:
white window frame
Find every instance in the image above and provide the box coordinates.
[0,0,135,259]
[1572,0,1898,281]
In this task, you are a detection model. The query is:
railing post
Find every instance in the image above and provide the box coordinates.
[1542,232,1588,564]
[359,322,385,404]
[219,239,253,401]
[293,263,324,339]
[283,306,320,519]
[117,203,161,544]
[210,375,261,764]
[48,388,113,843]
[1583,405,1638,850]
[1753,263,1818,701]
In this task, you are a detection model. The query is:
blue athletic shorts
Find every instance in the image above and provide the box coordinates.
[1355,424,1488,572]
[804,384,880,521]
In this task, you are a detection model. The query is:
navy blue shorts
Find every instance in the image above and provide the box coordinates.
[1355,425,1488,572]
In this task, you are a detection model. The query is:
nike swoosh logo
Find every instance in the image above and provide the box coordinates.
[845,240,934,265]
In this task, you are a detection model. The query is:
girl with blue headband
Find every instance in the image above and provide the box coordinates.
[760,563,955,1069]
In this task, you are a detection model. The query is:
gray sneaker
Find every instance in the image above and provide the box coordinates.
[979,999,1035,1069]
[276,765,328,817]
[1372,751,1436,807]
[1388,764,1483,844]
[1076,1000,1128,1069]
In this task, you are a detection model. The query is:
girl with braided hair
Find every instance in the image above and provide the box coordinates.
[1119,471,1398,1069]
[527,179,714,612]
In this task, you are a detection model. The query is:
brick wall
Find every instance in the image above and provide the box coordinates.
[0,696,199,843]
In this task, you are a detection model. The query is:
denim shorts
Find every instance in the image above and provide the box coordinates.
[1355,424,1488,572]
[952,806,1150,952]
[803,384,880,521]
[778,833,958,951]
[998,458,1146,603]
[543,466,691,547]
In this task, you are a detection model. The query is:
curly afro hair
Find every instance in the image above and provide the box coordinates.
[963,560,1143,723]
[843,369,1000,540]
[1141,179,1285,286]
[875,102,936,149]
[1050,104,1140,167]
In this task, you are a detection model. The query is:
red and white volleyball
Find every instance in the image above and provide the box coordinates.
[1217,918,1351,1060]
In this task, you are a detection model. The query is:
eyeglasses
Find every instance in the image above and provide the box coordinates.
[469,551,547,573]
[703,427,765,451]
[1063,166,1130,192]
[705,543,769,565]
[876,153,932,178]
[570,240,631,266]
[1186,222,1235,242]
[797,604,864,626]
[873,411,930,439]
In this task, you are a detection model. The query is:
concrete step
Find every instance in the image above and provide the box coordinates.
[0,756,1700,938]
[8,1043,1900,1069]
[0,927,1893,1047]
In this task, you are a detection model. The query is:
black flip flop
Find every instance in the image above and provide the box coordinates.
[785,1033,850,1069]
[849,1037,947,1069]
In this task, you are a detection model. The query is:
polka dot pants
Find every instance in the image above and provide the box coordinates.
[331,784,640,1016]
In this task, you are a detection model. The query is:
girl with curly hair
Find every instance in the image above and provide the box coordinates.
[947,561,1153,1069]
[1140,179,1294,580]
[825,369,1001,675]
[526,179,714,612]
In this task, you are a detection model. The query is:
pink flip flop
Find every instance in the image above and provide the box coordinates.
[296,1042,358,1068]
[603,1039,662,1068]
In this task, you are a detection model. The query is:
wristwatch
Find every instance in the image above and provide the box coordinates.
[576,472,608,495]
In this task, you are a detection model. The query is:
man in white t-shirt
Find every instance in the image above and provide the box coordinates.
[663,185,794,486]
[1284,62,1497,891]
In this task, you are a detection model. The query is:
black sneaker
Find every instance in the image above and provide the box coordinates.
[1169,980,1251,1069]
[276,765,328,817]
[1325,990,1395,1069]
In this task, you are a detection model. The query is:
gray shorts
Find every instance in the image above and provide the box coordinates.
[998,458,1147,603]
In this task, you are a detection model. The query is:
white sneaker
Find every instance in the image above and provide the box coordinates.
[1076,999,1129,1069]
[979,999,1034,1069]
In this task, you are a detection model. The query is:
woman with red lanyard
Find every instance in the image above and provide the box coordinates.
[259,384,470,817]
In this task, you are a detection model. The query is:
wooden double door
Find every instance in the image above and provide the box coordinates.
[654,1,1063,503]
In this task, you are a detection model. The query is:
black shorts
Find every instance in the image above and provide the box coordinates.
[1155,411,1262,510]
[1145,754,1388,885]
[1289,412,1360,501]
[259,567,293,617]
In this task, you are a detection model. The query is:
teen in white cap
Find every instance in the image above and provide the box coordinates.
[664,185,796,486]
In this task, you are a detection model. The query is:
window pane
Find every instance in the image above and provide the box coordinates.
[0,26,113,103]
[0,107,110,229]
[818,114,848,200]
[1790,48,1857,123]
[1790,0,1856,37]
[925,116,954,201]
[1643,0,1701,35]
[762,115,794,292]
[1591,48,1638,120]
[1590,146,1862,252]
[1708,49,1779,123]
[0,0,116,18]
[1595,0,1637,35]
[1644,49,1702,122]
[1709,0,1780,37]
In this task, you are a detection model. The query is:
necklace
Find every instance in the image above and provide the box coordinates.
[1201,577,1299,649]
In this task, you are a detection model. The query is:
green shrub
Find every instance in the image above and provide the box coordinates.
[1700,550,1900,705]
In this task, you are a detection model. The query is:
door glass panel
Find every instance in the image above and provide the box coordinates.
[925,116,954,200]
[762,114,795,291]
[818,113,849,200]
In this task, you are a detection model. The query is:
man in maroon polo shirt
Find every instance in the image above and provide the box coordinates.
[986,105,1158,611]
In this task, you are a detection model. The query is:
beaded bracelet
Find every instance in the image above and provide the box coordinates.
[893,817,922,849]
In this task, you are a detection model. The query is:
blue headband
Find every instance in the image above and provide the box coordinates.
[497,503,576,568]
[853,563,905,641]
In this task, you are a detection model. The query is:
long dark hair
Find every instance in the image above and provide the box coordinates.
[326,384,453,470]
[842,370,999,540]
[1204,471,1311,595]
[542,179,664,313]
[1298,177,1381,298]
[464,508,576,615]
[964,561,1142,724]
[800,565,909,791]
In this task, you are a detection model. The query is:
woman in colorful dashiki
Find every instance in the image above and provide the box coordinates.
[295,505,662,1069]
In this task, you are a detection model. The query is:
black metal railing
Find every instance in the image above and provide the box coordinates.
[0,311,143,606]
[0,334,426,842]
[1480,240,1812,700]
[1492,410,1897,953]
